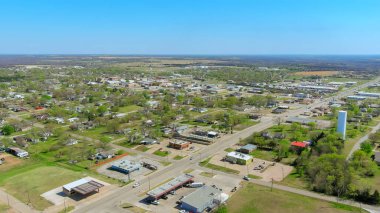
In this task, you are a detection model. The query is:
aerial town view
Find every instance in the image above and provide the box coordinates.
[1,1,380,213]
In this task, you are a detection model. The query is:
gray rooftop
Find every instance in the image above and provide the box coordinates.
[181,186,221,210]
[286,116,316,124]
[147,174,194,198]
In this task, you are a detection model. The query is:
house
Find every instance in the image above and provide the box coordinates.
[225,152,253,165]
[272,108,286,114]
[13,136,28,148]
[238,144,257,154]
[68,117,79,123]
[140,138,158,145]
[290,141,309,152]
[6,147,29,158]
[181,186,228,213]
[66,139,78,146]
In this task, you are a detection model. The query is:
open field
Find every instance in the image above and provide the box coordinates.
[1,166,85,210]
[223,182,366,213]
[0,202,10,213]
[293,71,339,76]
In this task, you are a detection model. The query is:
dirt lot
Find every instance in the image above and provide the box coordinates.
[293,71,339,76]
[97,155,163,183]
[0,153,25,172]
[209,152,293,182]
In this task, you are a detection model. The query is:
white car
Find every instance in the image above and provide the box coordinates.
[133,182,140,188]
[151,200,159,205]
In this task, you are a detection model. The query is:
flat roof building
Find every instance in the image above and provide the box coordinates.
[181,186,228,213]
[169,140,190,150]
[226,151,253,165]
[147,174,194,200]
[109,159,141,174]
[63,178,104,196]
[238,144,257,154]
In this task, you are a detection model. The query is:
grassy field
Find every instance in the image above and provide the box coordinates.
[0,202,10,212]
[173,155,185,160]
[279,171,309,189]
[223,182,366,213]
[135,145,150,152]
[153,149,170,157]
[118,105,141,113]
[199,158,240,175]
[1,166,85,210]
[293,71,339,76]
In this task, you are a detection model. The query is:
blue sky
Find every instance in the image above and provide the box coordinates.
[1,0,380,54]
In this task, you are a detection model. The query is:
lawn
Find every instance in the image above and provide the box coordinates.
[118,105,141,113]
[78,126,123,141]
[199,158,240,175]
[234,120,258,131]
[153,149,170,157]
[135,145,150,152]
[223,182,366,213]
[1,166,85,210]
[279,171,309,189]
[200,171,215,178]
[250,149,276,161]
[0,202,10,212]
[173,155,185,160]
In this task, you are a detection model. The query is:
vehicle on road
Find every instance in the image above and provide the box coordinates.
[151,200,159,205]
[243,175,250,181]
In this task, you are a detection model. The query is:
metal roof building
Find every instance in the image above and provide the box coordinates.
[63,178,104,196]
[147,174,194,200]
[181,186,225,213]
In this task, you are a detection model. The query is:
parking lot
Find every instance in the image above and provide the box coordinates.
[97,155,164,183]
[209,152,293,182]
[136,168,241,213]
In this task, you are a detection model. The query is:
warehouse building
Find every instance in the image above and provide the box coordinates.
[147,174,194,200]
[109,159,141,174]
[181,186,228,213]
[225,151,253,165]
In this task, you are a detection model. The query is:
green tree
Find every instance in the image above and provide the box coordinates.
[1,125,15,136]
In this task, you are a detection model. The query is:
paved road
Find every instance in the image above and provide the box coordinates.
[347,122,380,160]
[0,188,38,213]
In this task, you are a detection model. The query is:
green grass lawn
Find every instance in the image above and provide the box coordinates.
[1,166,86,210]
[78,126,123,141]
[200,171,215,178]
[224,148,235,152]
[153,149,170,157]
[279,171,309,189]
[0,202,10,212]
[173,155,185,160]
[250,149,276,161]
[234,120,258,131]
[199,158,240,175]
[223,182,366,213]
[118,105,141,113]
[135,145,150,152]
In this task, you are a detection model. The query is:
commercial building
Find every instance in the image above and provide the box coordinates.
[62,178,104,196]
[225,151,253,165]
[238,144,257,154]
[169,140,190,150]
[181,186,228,213]
[357,92,380,98]
[109,159,141,174]
[337,111,347,140]
[147,174,194,200]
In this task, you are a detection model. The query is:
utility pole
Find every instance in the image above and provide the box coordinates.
[271,178,274,192]
[7,194,10,207]
[148,176,151,191]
